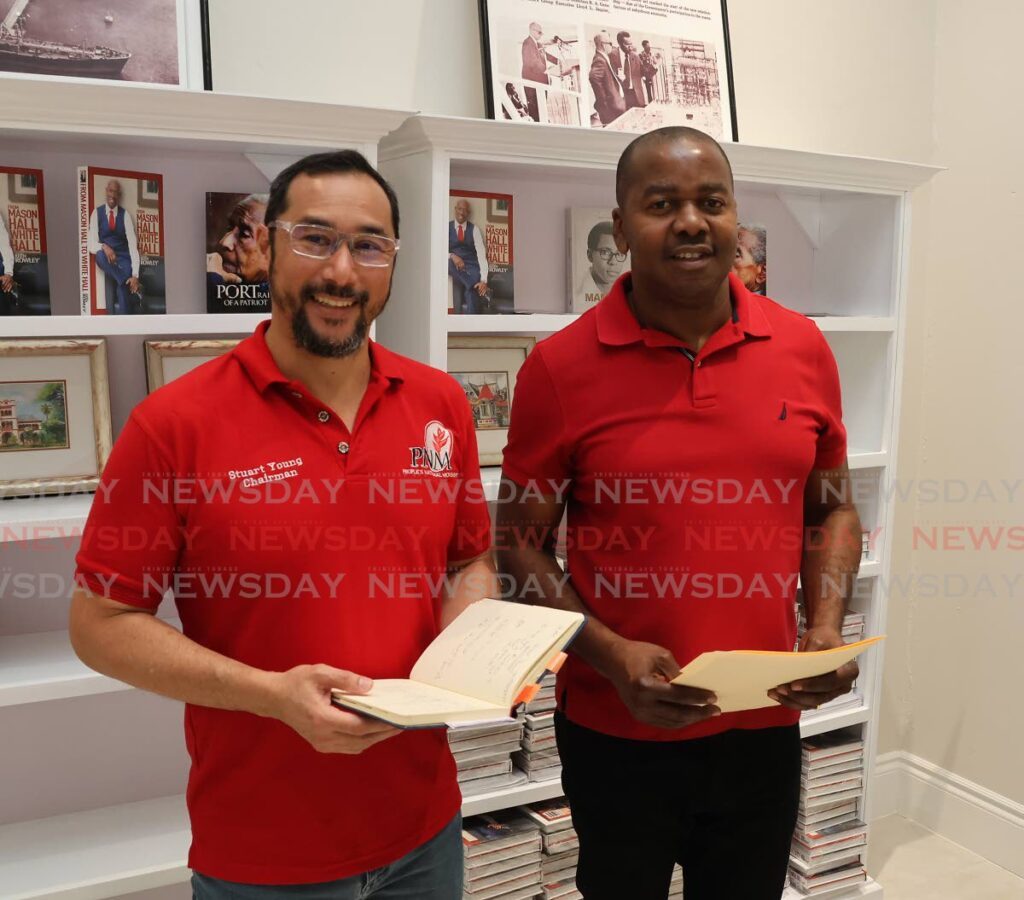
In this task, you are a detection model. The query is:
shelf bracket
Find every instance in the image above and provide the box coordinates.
[775,188,822,249]
[244,153,306,182]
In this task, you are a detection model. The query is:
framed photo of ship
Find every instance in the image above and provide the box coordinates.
[0,338,112,498]
[447,336,534,466]
[0,0,211,90]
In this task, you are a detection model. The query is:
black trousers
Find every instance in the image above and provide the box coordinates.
[555,712,802,900]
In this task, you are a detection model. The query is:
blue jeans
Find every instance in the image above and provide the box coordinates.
[191,813,463,900]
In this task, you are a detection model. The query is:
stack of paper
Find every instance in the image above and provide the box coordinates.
[462,810,543,900]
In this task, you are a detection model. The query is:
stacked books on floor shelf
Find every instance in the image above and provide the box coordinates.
[520,799,579,900]
[462,808,543,900]
[513,673,561,782]
[451,720,529,797]
[796,609,867,715]
[787,728,868,896]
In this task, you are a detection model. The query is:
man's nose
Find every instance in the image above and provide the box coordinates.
[673,203,707,236]
[319,239,358,283]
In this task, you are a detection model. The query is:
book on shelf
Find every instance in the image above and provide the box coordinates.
[462,809,542,859]
[205,192,271,314]
[733,222,767,297]
[519,798,573,833]
[670,637,883,713]
[459,767,530,798]
[0,166,50,315]
[566,207,628,313]
[448,189,514,315]
[78,165,165,315]
[331,599,583,728]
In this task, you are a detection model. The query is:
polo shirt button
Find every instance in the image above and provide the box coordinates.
[318,410,330,423]
[338,441,350,454]
[696,360,703,368]
[291,391,302,398]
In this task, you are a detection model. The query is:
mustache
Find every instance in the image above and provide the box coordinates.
[302,284,369,304]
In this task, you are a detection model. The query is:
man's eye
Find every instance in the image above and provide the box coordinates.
[301,234,331,247]
[705,198,725,210]
[649,199,670,211]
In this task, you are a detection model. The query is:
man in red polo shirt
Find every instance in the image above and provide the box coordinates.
[497,128,862,899]
[70,151,494,898]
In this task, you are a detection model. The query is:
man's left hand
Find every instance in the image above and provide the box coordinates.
[474,282,489,297]
[127,276,141,295]
[768,626,858,711]
[0,274,14,292]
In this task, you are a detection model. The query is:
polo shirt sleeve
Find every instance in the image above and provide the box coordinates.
[448,392,492,564]
[502,347,571,492]
[75,412,184,611]
[813,333,848,470]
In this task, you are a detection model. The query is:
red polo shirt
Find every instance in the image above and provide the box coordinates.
[75,321,491,883]
[502,272,847,742]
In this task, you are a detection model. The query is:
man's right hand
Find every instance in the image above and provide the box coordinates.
[102,244,116,264]
[606,639,720,729]
[450,253,465,271]
[267,664,401,754]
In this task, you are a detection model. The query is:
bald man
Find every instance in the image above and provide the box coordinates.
[498,127,860,899]
[88,179,142,314]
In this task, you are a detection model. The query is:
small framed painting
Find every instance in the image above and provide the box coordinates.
[447,335,535,466]
[143,338,239,391]
[0,338,112,498]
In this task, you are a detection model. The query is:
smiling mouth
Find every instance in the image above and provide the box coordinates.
[311,292,359,310]
[671,248,713,261]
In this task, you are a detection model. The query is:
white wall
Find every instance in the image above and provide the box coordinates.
[208,0,485,116]
[208,0,1023,805]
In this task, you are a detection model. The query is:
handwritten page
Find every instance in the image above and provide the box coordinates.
[332,680,501,719]
[411,599,582,707]
[671,637,884,713]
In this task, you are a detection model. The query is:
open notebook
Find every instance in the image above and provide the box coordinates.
[331,599,586,728]
[671,636,884,713]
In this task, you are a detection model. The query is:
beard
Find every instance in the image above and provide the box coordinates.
[284,281,390,359]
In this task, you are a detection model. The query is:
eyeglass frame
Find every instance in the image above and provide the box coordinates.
[269,219,400,267]
[592,247,628,263]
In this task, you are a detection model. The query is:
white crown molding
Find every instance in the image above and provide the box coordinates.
[379,115,942,193]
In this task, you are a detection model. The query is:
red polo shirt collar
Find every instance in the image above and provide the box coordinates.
[234,320,405,395]
[596,271,773,352]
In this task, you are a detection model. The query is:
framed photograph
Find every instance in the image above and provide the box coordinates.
[0,0,212,90]
[448,336,535,466]
[144,338,238,392]
[478,0,738,141]
[0,339,112,498]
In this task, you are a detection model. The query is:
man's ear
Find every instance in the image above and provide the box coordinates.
[612,209,629,255]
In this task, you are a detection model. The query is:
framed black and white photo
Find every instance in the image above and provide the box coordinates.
[144,338,238,392]
[0,0,212,90]
[448,336,534,466]
[0,338,112,497]
[478,0,737,141]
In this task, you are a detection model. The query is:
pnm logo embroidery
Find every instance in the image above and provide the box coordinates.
[409,420,453,473]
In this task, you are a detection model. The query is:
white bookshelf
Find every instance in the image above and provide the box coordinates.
[1,91,937,900]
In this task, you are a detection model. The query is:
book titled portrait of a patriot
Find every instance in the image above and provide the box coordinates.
[78,165,165,315]
[0,166,50,315]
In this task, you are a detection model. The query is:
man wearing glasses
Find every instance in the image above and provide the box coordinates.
[70,151,496,899]
[577,220,628,308]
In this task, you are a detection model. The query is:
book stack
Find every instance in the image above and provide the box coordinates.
[462,810,543,900]
[451,720,529,798]
[795,610,867,714]
[668,863,684,897]
[520,799,579,896]
[788,729,867,896]
[511,674,562,782]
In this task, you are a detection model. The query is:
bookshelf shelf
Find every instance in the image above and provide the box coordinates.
[0,314,268,338]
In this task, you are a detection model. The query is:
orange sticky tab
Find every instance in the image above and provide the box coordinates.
[547,652,568,674]
[514,683,542,705]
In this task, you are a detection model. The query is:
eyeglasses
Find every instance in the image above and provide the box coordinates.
[270,220,399,267]
[594,248,627,263]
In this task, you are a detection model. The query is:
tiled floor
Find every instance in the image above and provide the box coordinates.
[869,815,1024,899]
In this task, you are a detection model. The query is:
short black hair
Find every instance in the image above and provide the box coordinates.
[264,149,400,240]
[586,220,614,252]
[615,126,734,206]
